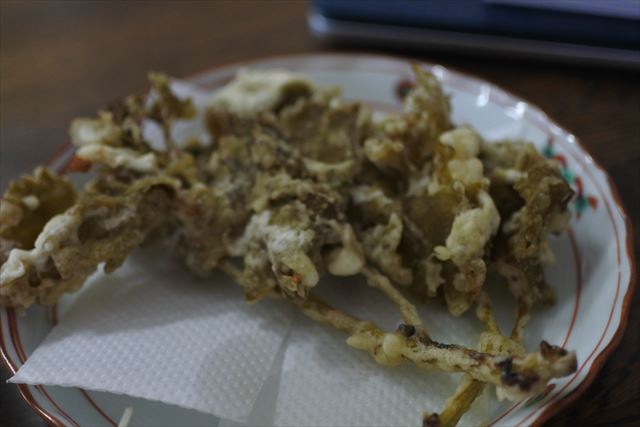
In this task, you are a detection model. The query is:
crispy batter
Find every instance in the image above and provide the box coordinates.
[425,294,527,427]
[483,141,574,308]
[0,167,76,251]
[0,175,177,310]
[0,67,576,426]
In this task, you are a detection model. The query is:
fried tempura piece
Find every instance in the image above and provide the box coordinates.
[484,141,574,307]
[398,127,500,316]
[210,69,314,116]
[0,68,577,427]
[374,65,452,170]
[424,294,527,427]
[231,176,357,300]
[220,258,575,406]
[359,73,501,318]
[305,296,575,402]
[0,172,177,310]
[348,185,413,285]
[0,168,76,253]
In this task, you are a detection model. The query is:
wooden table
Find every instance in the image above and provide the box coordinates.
[1,1,638,426]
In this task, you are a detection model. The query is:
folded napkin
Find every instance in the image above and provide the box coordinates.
[11,247,293,422]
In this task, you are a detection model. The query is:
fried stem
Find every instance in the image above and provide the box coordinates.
[220,259,370,335]
[219,261,575,402]
[511,298,531,342]
[425,298,496,427]
[362,266,425,330]
[425,293,528,427]
[424,376,486,427]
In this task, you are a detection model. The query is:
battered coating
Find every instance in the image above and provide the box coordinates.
[0,67,576,425]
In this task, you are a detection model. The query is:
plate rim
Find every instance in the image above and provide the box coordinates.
[0,51,635,427]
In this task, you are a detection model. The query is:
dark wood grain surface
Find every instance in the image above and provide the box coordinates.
[1,1,638,426]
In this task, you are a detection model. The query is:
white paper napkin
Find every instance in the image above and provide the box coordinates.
[10,247,293,422]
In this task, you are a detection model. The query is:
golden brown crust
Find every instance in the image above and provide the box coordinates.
[0,167,76,250]
[0,69,577,425]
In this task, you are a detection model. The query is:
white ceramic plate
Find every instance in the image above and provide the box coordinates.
[1,53,635,427]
